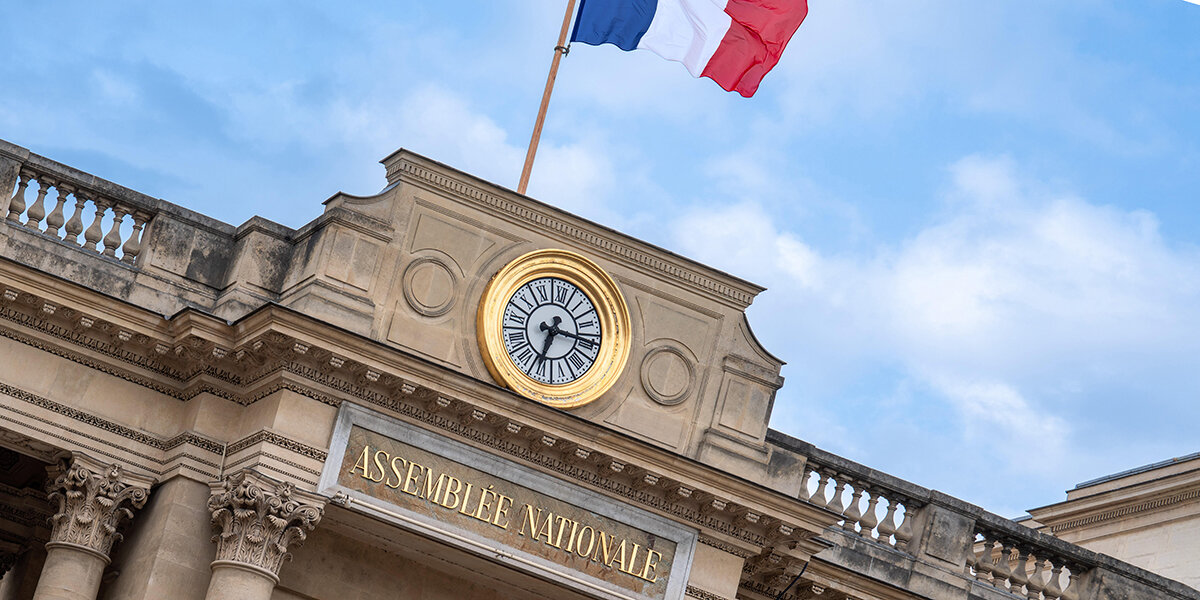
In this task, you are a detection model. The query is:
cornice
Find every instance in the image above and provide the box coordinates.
[1039,485,1200,534]
[0,272,843,566]
[388,154,762,310]
[686,585,733,600]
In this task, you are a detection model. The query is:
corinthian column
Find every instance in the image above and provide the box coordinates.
[32,455,152,600]
[204,470,324,600]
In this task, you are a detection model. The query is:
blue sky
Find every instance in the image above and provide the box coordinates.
[3,1,1199,518]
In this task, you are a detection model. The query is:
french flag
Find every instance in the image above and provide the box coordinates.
[570,0,809,97]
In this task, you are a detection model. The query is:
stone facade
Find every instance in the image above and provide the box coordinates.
[0,137,1191,600]
[1027,453,1200,590]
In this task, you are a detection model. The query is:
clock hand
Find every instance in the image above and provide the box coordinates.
[552,329,592,341]
[535,316,563,365]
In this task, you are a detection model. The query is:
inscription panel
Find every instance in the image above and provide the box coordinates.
[320,404,697,600]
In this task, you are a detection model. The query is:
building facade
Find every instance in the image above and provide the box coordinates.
[1028,453,1200,590]
[0,138,1192,600]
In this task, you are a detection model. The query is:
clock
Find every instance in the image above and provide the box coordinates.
[477,249,631,408]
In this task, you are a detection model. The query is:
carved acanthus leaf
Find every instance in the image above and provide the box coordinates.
[45,455,152,557]
[208,469,325,577]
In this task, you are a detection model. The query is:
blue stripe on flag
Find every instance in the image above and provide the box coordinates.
[570,0,658,51]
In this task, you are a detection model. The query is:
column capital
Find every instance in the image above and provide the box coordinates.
[207,469,325,581]
[44,453,153,559]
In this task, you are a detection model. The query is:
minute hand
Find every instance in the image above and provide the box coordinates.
[554,329,597,341]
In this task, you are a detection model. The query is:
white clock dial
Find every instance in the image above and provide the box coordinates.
[501,277,602,385]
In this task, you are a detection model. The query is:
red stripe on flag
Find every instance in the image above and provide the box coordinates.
[701,0,809,97]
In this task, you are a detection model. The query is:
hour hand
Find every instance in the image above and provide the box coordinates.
[535,316,562,365]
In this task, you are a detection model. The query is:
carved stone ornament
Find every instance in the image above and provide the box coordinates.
[45,454,153,560]
[208,469,325,580]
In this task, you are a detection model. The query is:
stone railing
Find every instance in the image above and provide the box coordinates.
[799,446,925,552]
[969,521,1082,600]
[767,430,1199,600]
[1,143,158,265]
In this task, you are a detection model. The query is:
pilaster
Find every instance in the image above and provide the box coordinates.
[203,470,324,600]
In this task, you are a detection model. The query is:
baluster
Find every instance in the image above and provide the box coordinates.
[44,183,69,237]
[1026,555,1046,600]
[991,540,1013,591]
[24,177,51,229]
[797,466,816,502]
[860,489,882,540]
[6,170,30,222]
[826,476,848,517]
[894,501,916,552]
[1010,547,1031,597]
[83,197,109,252]
[1044,561,1065,600]
[810,470,831,508]
[974,534,995,583]
[120,212,148,264]
[1061,566,1079,600]
[841,483,865,533]
[101,206,126,257]
[63,190,87,245]
[965,543,978,576]
[877,497,899,546]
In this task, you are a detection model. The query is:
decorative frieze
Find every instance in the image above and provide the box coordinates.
[44,454,152,558]
[208,469,325,580]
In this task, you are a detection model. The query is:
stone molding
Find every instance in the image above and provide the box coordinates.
[387,155,762,310]
[685,585,733,600]
[44,453,152,559]
[0,282,826,556]
[1045,486,1200,534]
[208,469,325,580]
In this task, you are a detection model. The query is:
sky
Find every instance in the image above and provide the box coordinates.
[2,1,1199,519]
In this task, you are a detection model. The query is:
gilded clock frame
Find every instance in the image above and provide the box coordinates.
[477,249,631,409]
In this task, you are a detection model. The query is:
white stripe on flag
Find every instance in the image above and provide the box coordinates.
[637,0,732,77]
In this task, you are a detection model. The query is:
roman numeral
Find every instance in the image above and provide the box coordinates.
[504,330,526,347]
[577,318,597,331]
[567,351,586,370]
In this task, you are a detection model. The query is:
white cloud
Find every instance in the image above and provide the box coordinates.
[671,154,1200,510]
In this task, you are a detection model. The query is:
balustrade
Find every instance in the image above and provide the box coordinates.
[799,462,921,552]
[5,164,154,265]
[968,526,1081,600]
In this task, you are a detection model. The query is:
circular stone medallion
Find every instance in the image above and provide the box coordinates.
[403,257,457,317]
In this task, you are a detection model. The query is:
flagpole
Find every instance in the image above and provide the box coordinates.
[518,0,579,195]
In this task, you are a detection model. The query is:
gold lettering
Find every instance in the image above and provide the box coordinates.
[472,486,495,522]
[370,450,388,483]
[575,526,596,558]
[439,477,464,509]
[402,461,423,495]
[611,539,629,571]
[639,549,662,583]
[552,516,572,548]
[423,469,447,501]
[386,455,407,489]
[492,494,513,529]
[518,504,539,537]
[533,510,555,544]
[592,530,617,565]
[564,519,581,553]
[349,446,372,479]
[457,481,476,515]
[622,542,643,575]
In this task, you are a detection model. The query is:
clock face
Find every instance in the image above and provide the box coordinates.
[477,249,631,408]
[501,277,601,385]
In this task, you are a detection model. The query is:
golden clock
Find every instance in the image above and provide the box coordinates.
[477,249,631,408]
